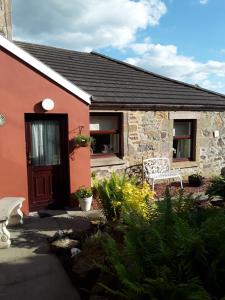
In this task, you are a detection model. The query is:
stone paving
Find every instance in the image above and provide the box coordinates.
[0,209,102,300]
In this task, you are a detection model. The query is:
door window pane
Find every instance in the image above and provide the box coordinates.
[31,120,61,166]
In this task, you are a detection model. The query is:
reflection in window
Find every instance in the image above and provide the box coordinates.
[90,114,121,157]
[173,120,195,161]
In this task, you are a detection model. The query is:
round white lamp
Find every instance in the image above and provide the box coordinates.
[41,98,55,111]
[0,113,6,126]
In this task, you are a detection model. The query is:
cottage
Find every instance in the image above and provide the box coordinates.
[0,36,91,213]
[16,41,225,182]
[2,0,225,213]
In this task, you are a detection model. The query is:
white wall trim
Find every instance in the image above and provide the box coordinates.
[0,35,91,104]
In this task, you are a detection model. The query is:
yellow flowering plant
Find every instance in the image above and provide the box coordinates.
[122,182,156,219]
[94,171,156,221]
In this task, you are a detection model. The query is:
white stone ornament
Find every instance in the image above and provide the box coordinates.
[42,98,55,111]
[0,113,5,126]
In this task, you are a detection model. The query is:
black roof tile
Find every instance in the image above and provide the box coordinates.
[14,41,225,110]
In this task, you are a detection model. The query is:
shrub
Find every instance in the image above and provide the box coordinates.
[74,135,92,147]
[93,172,129,221]
[122,181,155,220]
[206,176,225,199]
[99,189,225,299]
[93,172,155,221]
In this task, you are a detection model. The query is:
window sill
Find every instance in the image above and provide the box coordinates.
[91,156,125,167]
[172,160,198,169]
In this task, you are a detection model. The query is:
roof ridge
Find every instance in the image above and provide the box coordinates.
[91,51,225,99]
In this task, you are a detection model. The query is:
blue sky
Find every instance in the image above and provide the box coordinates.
[12,0,225,94]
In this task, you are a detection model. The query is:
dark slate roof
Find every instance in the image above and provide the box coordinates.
[15,41,225,110]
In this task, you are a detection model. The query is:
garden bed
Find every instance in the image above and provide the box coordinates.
[154,178,211,198]
[49,174,225,300]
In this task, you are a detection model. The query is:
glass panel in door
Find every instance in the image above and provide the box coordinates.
[31,120,61,166]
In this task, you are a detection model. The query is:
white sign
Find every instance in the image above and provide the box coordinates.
[90,123,100,130]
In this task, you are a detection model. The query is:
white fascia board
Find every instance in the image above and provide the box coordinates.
[0,35,91,105]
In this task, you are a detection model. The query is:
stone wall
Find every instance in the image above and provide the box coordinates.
[91,110,225,180]
[0,0,12,39]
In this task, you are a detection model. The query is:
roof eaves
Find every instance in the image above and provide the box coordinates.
[0,36,91,105]
[90,101,225,111]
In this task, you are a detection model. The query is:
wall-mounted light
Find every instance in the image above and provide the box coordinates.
[0,113,6,126]
[41,98,55,111]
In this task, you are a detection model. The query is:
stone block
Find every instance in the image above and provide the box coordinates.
[154,111,168,119]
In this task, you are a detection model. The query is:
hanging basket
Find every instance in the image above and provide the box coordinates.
[74,135,92,147]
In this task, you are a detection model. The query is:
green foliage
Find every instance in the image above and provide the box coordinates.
[93,172,128,221]
[72,186,92,199]
[74,134,92,146]
[206,176,225,199]
[99,190,225,300]
[93,172,155,221]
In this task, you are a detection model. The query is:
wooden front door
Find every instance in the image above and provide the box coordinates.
[25,114,69,211]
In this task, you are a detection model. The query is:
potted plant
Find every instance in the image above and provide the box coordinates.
[73,186,93,211]
[74,135,92,147]
[188,173,204,187]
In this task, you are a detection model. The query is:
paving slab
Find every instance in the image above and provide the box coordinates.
[0,213,87,300]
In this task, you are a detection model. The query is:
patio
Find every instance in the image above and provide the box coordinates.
[0,210,102,300]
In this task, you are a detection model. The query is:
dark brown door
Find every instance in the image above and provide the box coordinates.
[25,114,69,211]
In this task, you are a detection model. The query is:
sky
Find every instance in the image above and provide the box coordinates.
[12,0,225,94]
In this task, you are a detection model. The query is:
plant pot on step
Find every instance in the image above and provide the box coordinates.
[73,186,93,211]
[79,196,93,211]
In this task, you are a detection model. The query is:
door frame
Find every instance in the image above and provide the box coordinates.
[25,113,70,211]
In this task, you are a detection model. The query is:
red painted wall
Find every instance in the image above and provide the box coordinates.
[0,47,91,213]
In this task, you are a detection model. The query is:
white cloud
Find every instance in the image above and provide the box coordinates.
[199,0,208,5]
[126,42,225,93]
[12,0,167,50]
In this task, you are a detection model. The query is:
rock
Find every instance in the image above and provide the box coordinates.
[210,196,224,207]
[71,247,81,257]
[47,230,65,242]
[50,238,80,254]
[68,222,101,242]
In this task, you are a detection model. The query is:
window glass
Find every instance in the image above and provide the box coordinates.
[173,139,191,159]
[91,133,119,154]
[174,121,191,136]
[31,120,61,166]
[90,116,118,131]
[173,120,194,160]
[90,114,121,156]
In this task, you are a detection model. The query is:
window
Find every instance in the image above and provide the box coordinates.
[173,120,195,161]
[90,113,122,158]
